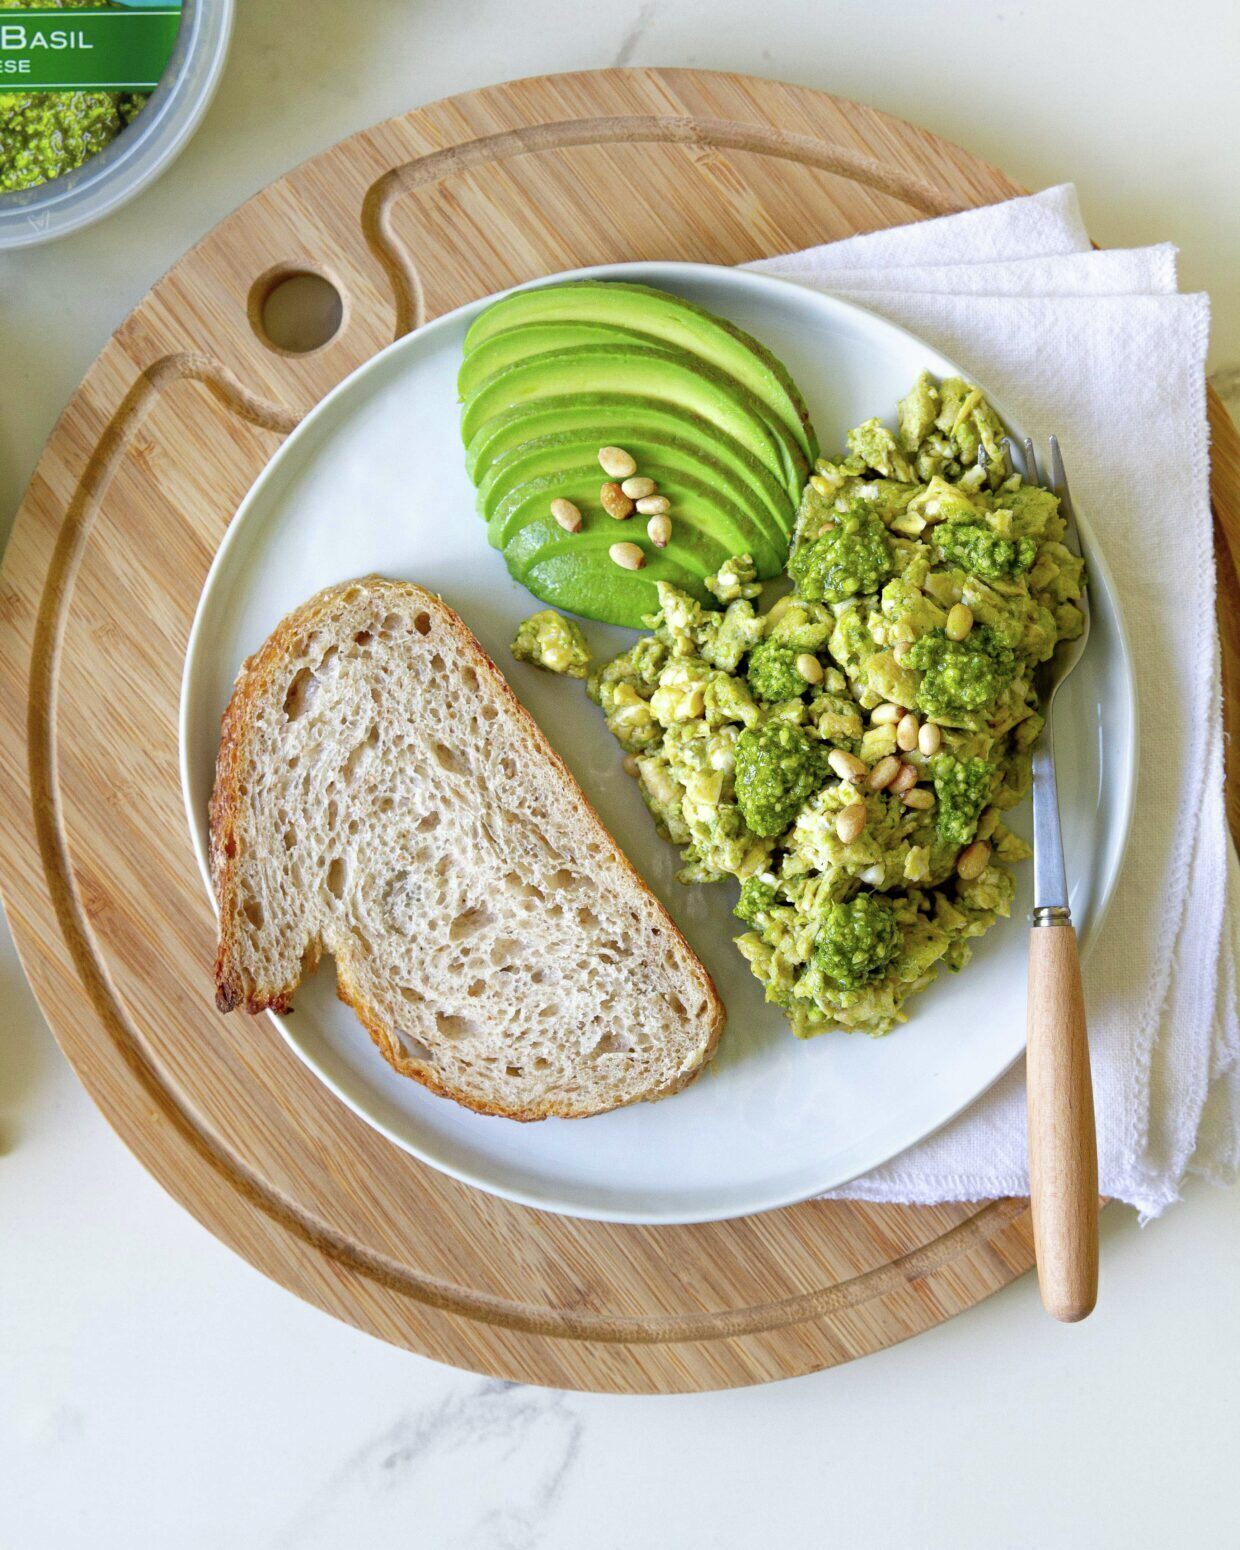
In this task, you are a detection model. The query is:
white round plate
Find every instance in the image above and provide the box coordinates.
[181,262,1135,1224]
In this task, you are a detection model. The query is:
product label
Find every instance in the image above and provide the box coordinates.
[0,4,182,91]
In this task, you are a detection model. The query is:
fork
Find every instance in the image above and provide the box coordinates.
[1000,434,1099,1322]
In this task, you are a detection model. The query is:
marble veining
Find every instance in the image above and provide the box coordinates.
[274,1380,583,1550]
[612,3,656,67]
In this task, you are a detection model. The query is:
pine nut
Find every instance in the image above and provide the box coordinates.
[549,498,582,533]
[868,755,902,792]
[622,754,640,777]
[896,712,920,752]
[810,474,834,497]
[860,864,886,887]
[598,446,637,479]
[871,702,903,725]
[609,541,645,571]
[766,594,793,626]
[890,761,919,794]
[796,653,823,685]
[918,721,942,757]
[946,603,974,641]
[977,805,1001,840]
[647,514,672,548]
[902,788,936,810]
[957,839,991,880]
[828,749,868,782]
[600,482,635,521]
[621,475,656,500]
[636,495,670,516]
[836,802,868,844]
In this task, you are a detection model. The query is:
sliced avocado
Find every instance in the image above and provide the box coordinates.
[458,321,652,399]
[477,431,790,560]
[520,550,668,627]
[463,280,818,465]
[502,518,715,628]
[489,463,781,576]
[464,396,794,539]
[460,345,807,505]
[505,510,721,584]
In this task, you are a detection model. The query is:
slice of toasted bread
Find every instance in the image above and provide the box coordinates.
[209,576,724,1120]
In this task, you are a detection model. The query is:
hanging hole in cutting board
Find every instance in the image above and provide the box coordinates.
[249,267,344,355]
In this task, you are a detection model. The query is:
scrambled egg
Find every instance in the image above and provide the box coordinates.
[581,374,1084,1038]
[511,609,592,678]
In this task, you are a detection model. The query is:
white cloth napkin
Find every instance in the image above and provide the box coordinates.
[746,186,1239,1218]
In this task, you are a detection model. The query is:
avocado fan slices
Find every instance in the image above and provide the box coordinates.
[462,280,817,463]
[459,282,819,628]
[460,345,806,499]
[465,398,794,544]
[479,434,788,567]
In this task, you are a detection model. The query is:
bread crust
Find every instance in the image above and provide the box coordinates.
[209,576,724,1120]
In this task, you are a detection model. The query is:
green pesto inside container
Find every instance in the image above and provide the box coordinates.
[0,1,150,195]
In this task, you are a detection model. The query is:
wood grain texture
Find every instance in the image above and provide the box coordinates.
[1026,924,1099,1322]
[0,68,1233,1393]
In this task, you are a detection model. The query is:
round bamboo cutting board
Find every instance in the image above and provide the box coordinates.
[3,68,1238,1394]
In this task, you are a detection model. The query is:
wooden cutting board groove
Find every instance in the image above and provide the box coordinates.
[2,68,1236,1393]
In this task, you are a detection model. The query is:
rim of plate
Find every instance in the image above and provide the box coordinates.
[179,259,1137,1224]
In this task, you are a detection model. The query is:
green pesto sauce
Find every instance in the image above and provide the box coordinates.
[934,520,1037,582]
[932,754,995,847]
[746,637,808,704]
[906,625,1017,720]
[734,873,778,926]
[0,2,146,195]
[813,894,900,991]
[788,500,892,604]
[734,720,826,838]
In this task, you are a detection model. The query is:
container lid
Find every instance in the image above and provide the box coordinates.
[0,0,233,249]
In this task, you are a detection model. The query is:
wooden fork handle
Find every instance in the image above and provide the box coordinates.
[1026,919,1098,1322]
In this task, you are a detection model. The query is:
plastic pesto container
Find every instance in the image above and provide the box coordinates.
[0,0,233,249]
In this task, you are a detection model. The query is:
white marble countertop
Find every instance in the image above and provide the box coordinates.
[3,2,1240,1545]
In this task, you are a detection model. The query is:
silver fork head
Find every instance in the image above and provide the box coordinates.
[1002,435,1092,689]
[995,436,1094,915]
[976,440,1006,482]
